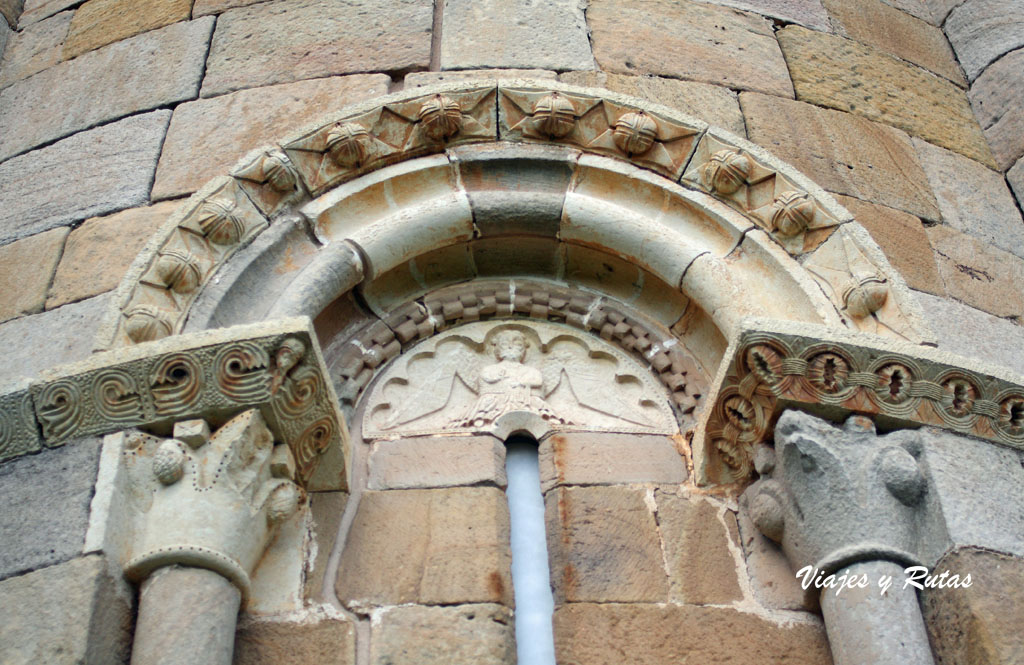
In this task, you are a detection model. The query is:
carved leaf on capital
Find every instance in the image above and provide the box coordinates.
[364,320,678,439]
[120,410,303,598]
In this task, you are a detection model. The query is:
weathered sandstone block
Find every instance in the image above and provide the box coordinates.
[587,0,794,97]
[63,0,192,59]
[407,69,557,86]
[0,10,71,88]
[546,485,668,602]
[922,548,1024,665]
[0,18,211,162]
[0,0,21,25]
[46,201,178,309]
[778,26,994,166]
[335,488,512,608]
[945,0,1024,81]
[1009,157,1024,211]
[913,138,1024,258]
[441,0,593,71]
[832,194,942,296]
[0,555,132,664]
[201,0,432,97]
[18,0,74,26]
[0,227,67,322]
[914,290,1024,377]
[0,111,170,243]
[696,0,830,30]
[0,438,99,579]
[656,491,744,604]
[371,604,515,665]
[823,0,964,84]
[153,74,389,200]
[538,432,686,491]
[369,435,507,490]
[554,603,832,664]
[741,92,939,219]
[235,614,356,665]
[926,224,1024,318]
[969,48,1024,171]
[557,71,746,137]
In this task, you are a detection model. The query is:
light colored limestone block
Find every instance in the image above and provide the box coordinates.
[18,0,73,26]
[741,92,939,219]
[0,111,170,244]
[832,194,942,296]
[406,69,557,86]
[656,491,744,605]
[587,0,794,97]
[235,613,356,665]
[546,485,668,603]
[0,227,67,322]
[557,71,746,137]
[926,224,1024,318]
[335,488,513,609]
[369,435,507,490]
[371,604,515,665]
[201,0,432,97]
[823,0,964,84]
[46,201,178,309]
[0,12,9,56]
[538,432,686,491]
[969,47,1024,171]
[0,555,132,664]
[912,137,1024,257]
[0,294,110,384]
[945,0,1024,81]
[0,10,71,88]
[696,0,831,30]
[878,0,940,23]
[153,74,390,200]
[777,26,994,166]
[303,492,347,600]
[63,0,192,59]
[441,0,593,71]
[193,0,261,16]
[0,18,211,162]
[1009,157,1024,211]
[554,603,832,664]
[913,289,1024,376]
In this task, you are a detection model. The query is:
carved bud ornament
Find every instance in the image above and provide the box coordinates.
[531,92,577,138]
[701,149,751,195]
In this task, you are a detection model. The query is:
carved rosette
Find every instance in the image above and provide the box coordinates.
[121,410,304,599]
[155,249,203,294]
[500,86,700,179]
[417,94,463,142]
[682,133,843,253]
[196,199,246,246]
[699,325,1024,485]
[326,122,374,168]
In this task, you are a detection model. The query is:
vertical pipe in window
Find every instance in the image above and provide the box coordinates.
[504,437,557,665]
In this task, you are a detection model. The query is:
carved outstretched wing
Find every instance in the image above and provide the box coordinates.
[377,339,482,428]
[541,343,653,427]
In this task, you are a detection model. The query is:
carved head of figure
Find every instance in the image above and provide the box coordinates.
[492,330,528,363]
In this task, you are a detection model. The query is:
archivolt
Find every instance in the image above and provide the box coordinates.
[94,79,933,412]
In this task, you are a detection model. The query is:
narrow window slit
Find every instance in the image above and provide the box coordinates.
[504,436,556,665]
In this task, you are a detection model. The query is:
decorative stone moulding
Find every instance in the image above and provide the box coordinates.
[117,409,302,601]
[498,84,702,179]
[697,319,1024,486]
[364,320,678,439]
[329,279,708,432]
[682,132,848,255]
[1,319,348,488]
[96,80,918,358]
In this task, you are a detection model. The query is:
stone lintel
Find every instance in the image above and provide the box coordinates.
[697,318,1024,485]
[0,318,349,489]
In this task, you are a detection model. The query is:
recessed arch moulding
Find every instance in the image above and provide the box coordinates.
[72,79,938,488]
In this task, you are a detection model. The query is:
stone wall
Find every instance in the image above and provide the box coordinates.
[2,1,1024,663]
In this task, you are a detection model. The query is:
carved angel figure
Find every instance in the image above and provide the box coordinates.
[374,324,661,434]
[457,330,568,428]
